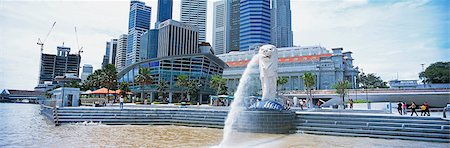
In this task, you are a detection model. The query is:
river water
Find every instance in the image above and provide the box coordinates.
[0,103,447,147]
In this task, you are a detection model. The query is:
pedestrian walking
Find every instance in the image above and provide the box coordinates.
[299,99,304,110]
[397,102,403,115]
[402,102,407,115]
[119,95,124,110]
[409,102,418,116]
[420,104,427,116]
[424,102,430,116]
[349,99,354,110]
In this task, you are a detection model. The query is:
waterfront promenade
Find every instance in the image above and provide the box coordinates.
[40,103,450,143]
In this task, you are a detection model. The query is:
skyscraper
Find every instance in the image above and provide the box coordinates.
[239,0,271,51]
[126,0,151,66]
[80,64,93,82]
[101,39,118,68]
[180,0,207,42]
[155,0,172,28]
[228,0,240,52]
[213,0,227,55]
[116,34,128,72]
[271,0,293,48]
[108,39,118,65]
[139,29,159,60]
[101,41,111,68]
[157,19,199,57]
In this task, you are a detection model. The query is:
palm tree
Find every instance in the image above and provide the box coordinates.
[187,80,201,103]
[119,82,131,102]
[175,75,189,102]
[134,67,153,102]
[277,77,288,96]
[156,80,169,102]
[101,64,118,102]
[303,72,316,108]
[210,75,227,95]
[333,80,352,109]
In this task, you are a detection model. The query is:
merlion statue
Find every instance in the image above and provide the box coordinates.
[258,44,278,101]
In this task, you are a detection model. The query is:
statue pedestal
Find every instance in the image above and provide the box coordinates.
[235,110,295,134]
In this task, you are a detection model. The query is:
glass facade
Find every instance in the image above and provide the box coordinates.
[239,0,271,51]
[118,53,226,103]
[126,0,151,66]
[156,0,172,27]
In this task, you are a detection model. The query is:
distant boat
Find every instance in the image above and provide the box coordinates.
[21,99,30,103]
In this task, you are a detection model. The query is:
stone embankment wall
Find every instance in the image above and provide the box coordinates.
[40,105,450,143]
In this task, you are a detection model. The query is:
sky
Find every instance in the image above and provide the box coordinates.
[0,0,449,90]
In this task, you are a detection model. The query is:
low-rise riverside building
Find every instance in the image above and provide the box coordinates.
[217,46,360,94]
[118,53,226,103]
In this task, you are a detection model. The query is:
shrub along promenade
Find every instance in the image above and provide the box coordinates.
[40,105,450,143]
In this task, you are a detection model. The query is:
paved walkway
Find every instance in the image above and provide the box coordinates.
[73,103,449,119]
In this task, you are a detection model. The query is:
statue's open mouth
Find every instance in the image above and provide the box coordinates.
[264,55,271,58]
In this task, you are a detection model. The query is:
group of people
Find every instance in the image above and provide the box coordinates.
[397,101,430,116]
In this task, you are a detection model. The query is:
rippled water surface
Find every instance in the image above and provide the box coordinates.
[0,103,447,147]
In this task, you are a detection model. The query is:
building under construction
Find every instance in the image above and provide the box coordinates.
[38,45,81,84]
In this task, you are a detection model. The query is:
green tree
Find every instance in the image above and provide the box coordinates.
[303,72,316,108]
[175,75,189,101]
[82,69,103,91]
[100,64,118,103]
[118,82,131,102]
[277,77,288,95]
[157,80,169,102]
[64,80,81,88]
[333,80,352,109]
[419,62,450,84]
[187,80,201,104]
[210,75,227,95]
[357,72,387,88]
[134,67,153,102]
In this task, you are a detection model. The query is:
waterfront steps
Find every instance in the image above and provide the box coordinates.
[54,107,227,128]
[296,113,450,143]
[41,106,450,143]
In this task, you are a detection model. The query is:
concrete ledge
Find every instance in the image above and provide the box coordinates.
[236,110,296,134]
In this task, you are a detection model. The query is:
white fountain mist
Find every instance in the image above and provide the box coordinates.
[220,54,260,146]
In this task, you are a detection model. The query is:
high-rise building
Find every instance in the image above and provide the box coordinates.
[155,0,172,28]
[126,0,151,66]
[139,29,159,60]
[38,45,81,84]
[157,19,199,57]
[271,0,293,48]
[101,39,118,68]
[80,64,93,82]
[180,0,207,42]
[108,39,118,65]
[213,0,227,55]
[239,0,271,51]
[116,34,128,72]
[228,0,240,52]
[101,41,111,68]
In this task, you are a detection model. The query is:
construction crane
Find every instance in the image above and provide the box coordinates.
[74,26,84,77]
[37,21,56,52]
[74,26,84,55]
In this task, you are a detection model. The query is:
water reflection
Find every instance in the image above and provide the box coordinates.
[0,104,447,147]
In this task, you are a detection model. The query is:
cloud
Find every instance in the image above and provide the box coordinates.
[0,0,448,90]
[293,0,449,81]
